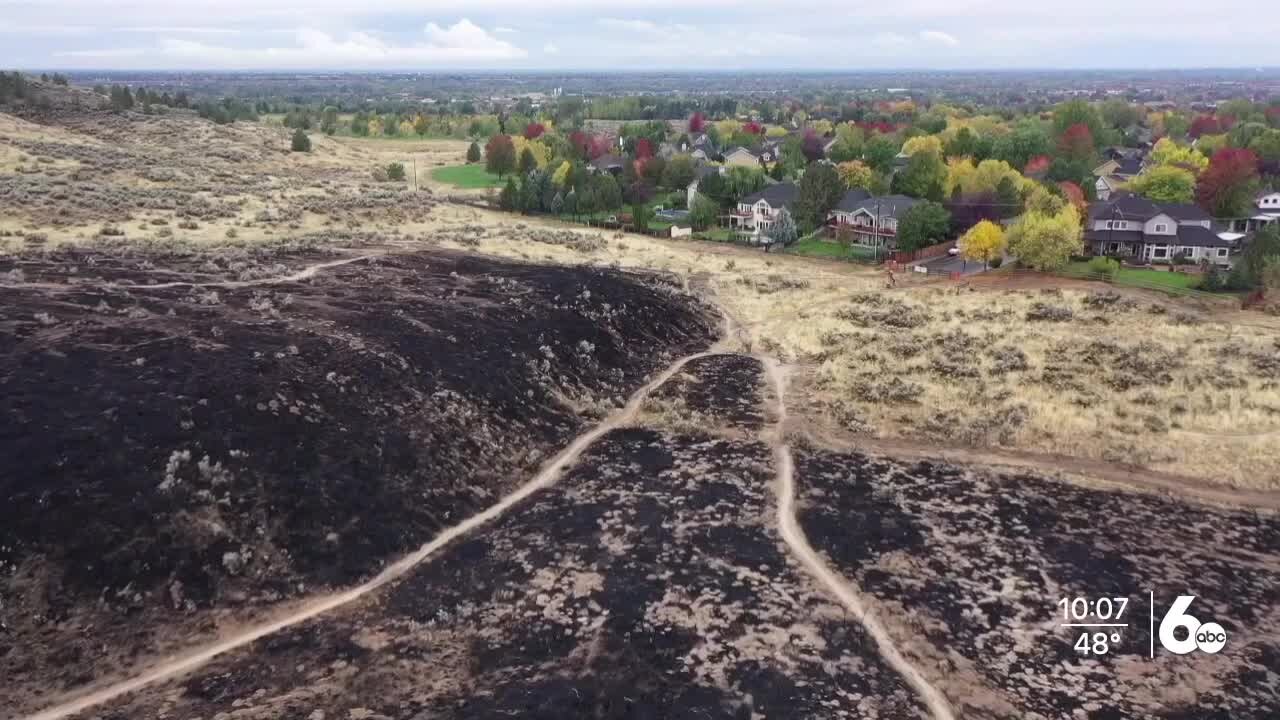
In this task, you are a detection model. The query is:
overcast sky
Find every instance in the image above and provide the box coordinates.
[2,1,1278,71]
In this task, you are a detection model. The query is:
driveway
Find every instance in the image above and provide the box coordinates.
[916,253,992,276]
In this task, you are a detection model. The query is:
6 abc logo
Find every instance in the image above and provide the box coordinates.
[1158,595,1226,655]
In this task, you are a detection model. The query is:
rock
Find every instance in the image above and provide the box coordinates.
[222,551,245,576]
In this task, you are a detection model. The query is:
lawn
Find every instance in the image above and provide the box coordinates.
[1063,261,1203,290]
[431,164,504,189]
[786,236,880,262]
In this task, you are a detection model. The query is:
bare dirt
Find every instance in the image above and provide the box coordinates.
[0,245,717,713]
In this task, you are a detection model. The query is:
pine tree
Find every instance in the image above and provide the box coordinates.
[290,128,312,153]
[466,141,481,164]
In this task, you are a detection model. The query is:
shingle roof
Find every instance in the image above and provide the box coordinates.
[1114,155,1144,176]
[833,188,872,212]
[846,194,920,219]
[1161,203,1212,222]
[742,182,798,208]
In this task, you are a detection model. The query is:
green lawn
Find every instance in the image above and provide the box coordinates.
[1063,261,1203,290]
[431,164,504,189]
[786,236,879,261]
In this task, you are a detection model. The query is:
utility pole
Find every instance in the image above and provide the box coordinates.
[412,157,418,192]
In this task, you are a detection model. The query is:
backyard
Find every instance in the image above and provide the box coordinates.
[786,235,880,262]
[1061,260,1204,290]
[430,164,504,189]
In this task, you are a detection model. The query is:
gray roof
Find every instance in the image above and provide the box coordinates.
[1085,225,1236,249]
[742,182,798,208]
[590,154,626,171]
[845,194,920,220]
[1089,195,1211,224]
[833,188,873,212]
[1113,155,1144,177]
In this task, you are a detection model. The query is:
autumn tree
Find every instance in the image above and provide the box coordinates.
[662,154,696,191]
[1057,123,1096,164]
[892,150,947,200]
[414,115,429,137]
[466,142,481,163]
[793,161,843,231]
[1126,165,1197,204]
[801,131,826,162]
[836,160,874,191]
[1196,149,1260,217]
[1007,205,1082,271]
[485,134,516,177]
[992,121,1051,169]
[523,122,545,140]
[1148,137,1208,174]
[517,147,538,176]
[689,112,706,133]
[957,220,1005,268]
[1052,99,1105,143]
[551,160,572,188]
[896,201,952,252]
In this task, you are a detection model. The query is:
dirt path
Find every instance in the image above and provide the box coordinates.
[0,254,375,292]
[760,355,957,720]
[19,344,725,720]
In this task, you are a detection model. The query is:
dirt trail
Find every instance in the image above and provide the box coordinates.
[19,344,725,720]
[760,355,957,720]
[0,254,374,291]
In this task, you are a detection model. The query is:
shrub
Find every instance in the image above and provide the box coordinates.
[386,162,406,182]
[1088,256,1120,279]
[290,128,311,153]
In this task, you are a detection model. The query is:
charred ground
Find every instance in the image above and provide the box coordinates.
[0,245,716,708]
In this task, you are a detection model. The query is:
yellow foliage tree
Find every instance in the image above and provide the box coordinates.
[946,157,1031,197]
[958,220,1006,267]
[1007,205,1082,271]
[901,134,944,157]
[836,161,874,190]
[509,136,550,168]
[714,119,741,138]
[551,160,572,188]
[1148,137,1208,174]
[809,119,834,135]
[765,126,789,138]
[398,120,416,136]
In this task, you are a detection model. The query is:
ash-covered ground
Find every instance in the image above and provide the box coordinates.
[0,246,716,711]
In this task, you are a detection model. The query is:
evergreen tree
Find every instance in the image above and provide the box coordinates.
[290,128,312,153]
[466,141,482,164]
[498,177,518,211]
[517,147,538,176]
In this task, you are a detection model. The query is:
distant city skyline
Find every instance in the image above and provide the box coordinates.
[2,1,1278,71]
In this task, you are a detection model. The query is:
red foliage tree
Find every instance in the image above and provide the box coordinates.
[1024,155,1052,176]
[801,130,825,162]
[1188,115,1222,138]
[1267,106,1280,127]
[856,120,898,135]
[523,122,545,140]
[568,130,590,159]
[1196,148,1259,216]
[634,137,653,160]
[742,121,763,135]
[688,112,705,133]
[1057,123,1095,163]
[1058,181,1086,212]
[588,135,612,160]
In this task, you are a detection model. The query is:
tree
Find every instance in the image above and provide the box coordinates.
[836,160,874,191]
[1100,99,1142,130]
[594,173,622,210]
[992,121,1051,169]
[498,177,518,211]
[466,141,482,164]
[864,134,899,174]
[793,161,843,231]
[1196,148,1260,217]
[1248,129,1280,169]
[320,107,338,135]
[1126,165,1196,204]
[1052,99,1105,143]
[1227,224,1280,289]
[523,122,545,140]
[893,149,947,200]
[414,115,429,137]
[1007,205,1082,271]
[485,135,516,177]
[631,202,654,231]
[551,160,573,188]
[689,112,706,133]
[945,127,980,159]
[896,201,952,252]
[661,154,696,191]
[563,189,579,218]
[1057,123,1096,164]
[770,207,799,246]
[901,135,944,157]
[801,131,825,162]
[517,147,538,176]
[690,193,718,231]
[957,220,1005,268]
[1148,137,1208,174]
[290,128,311,153]
[386,162,406,182]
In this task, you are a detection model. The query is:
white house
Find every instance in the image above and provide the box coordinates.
[730,183,798,235]
[1238,190,1280,232]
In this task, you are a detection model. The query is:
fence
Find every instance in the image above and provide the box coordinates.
[890,239,956,264]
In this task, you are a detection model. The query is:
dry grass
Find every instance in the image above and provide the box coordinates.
[4,105,1276,488]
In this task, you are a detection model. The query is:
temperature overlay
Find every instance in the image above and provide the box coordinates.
[1058,594,1227,657]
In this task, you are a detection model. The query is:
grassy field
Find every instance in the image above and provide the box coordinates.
[786,236,879,261]
[1063,261,1203,290]
[430,164,504,189]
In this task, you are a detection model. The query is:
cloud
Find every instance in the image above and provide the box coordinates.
[61,20,526,67]
[494,26,517,33]
[872,32,909,47]
[543,42,560,54]
[919,29,958,46]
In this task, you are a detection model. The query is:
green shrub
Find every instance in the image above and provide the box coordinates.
[386,162,406,181]
[290,128,311,153]
[989,256,1003,269]
[1088,256,1120,279]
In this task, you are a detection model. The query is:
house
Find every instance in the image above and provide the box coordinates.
[826,193,920,249]
[1236,190,1280,233]
[1085,194,1241,265]
[730,182,798,234]
[723,146,763,167]
[1093,151,1145,201]
[589,154,626,175]
[686,164,723,208]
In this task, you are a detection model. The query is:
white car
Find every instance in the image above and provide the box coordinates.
[947,246,960,256]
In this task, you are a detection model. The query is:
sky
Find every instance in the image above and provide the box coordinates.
[1,0,1278,71]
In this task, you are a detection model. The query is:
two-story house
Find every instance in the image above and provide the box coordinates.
[1093,150,1146,201]
[731,183,797,235]
[827,193,919,249]
[1239,190,1280,232]
[1085,194,1240,265]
